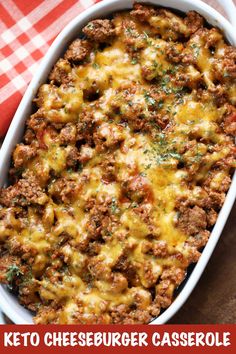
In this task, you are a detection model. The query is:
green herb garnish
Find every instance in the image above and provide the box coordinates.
[111,197,119,214]
[6,265,23,290]
[92,62,100,69]
[131,58,138,65]
[144,91,156,106]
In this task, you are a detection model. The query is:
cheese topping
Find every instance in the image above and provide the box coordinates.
[0,4,235,324]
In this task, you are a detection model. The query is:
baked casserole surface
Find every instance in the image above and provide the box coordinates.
[0,3,235,324]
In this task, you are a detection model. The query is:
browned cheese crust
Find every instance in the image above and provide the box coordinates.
[0,3,235,324]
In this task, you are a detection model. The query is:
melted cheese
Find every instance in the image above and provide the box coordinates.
[1,7,235,324]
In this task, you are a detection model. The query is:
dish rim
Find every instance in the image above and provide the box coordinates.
[0,0,235,325]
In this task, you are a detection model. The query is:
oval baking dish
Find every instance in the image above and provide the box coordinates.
[0,0,235,324]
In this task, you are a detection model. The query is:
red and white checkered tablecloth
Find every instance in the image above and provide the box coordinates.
[0,0,100,137]
[0,0,232,138]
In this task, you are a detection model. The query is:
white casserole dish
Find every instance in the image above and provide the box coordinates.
[0,0,235,325]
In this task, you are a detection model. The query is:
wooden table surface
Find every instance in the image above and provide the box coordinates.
[0,0,235,325]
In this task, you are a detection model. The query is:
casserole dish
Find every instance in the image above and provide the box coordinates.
[0,311,4,325]
[0,0,235,324]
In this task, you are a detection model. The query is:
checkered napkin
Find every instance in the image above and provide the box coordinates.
[0,0,100,136]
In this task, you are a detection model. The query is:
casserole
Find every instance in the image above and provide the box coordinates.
[0,0,235,324]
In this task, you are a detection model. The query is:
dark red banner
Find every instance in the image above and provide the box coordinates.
[0,325,236,354]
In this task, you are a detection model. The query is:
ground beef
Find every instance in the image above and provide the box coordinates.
[204,191,225,210]
[19,280,40,312]
[24,129,36,144]
[224,112,236,136]
[214,46,236,80]
[109,304,129,324]
[213,146,236,170]
[0,172,48,207]
[60,123,77,144]
[34,307,59,324]
[130,3,156,22]
[82,19,115,43]
[203,172,231,193]
[100,156,116,184]
[122,309,152,324]
[64,39,92,63]
[185,247,201,264]
[207,208,218,227]
[175,70,202,89]
[177,206,207,236]
[181,51,196,65]
[141,240,168,258]
[76,110,96,145]
[113,255,138,286]
[110,304,151,324]
[142,261,160,287]
[141,65,156,81]
[87,258,111,281]
[110,272,128,293]
[78,145,95,164]
[133,204,154,226]
[184,11,204,34]
[48,177,81,204]
[111,86,169,133]
[0,254,21,283]
[161,267,185,286]
[121,18,146,53]
[13,144,37,168]
[186,230,210,249]
[122,175,154,203]
[166,44,183,63]
[149,303,161,318]
[93,123,125,151]
[155,279,172,309]
[85,241,101,257]
[175,189,223,225]
[207,30,224,52]
[224,46,236,61]
[27,111,47,133]
[66,146,79,167]
[208,85,228,107]
[7,237,38,263]
[85,197,117,241]
[49,58,72,85]
[118,98,145,130]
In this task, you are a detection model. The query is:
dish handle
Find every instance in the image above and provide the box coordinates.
[216,0,236,28]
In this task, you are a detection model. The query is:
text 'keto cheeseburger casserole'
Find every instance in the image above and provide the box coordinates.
[0,3,236,324]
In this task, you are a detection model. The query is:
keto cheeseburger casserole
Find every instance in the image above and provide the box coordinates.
[0,3,235,324]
